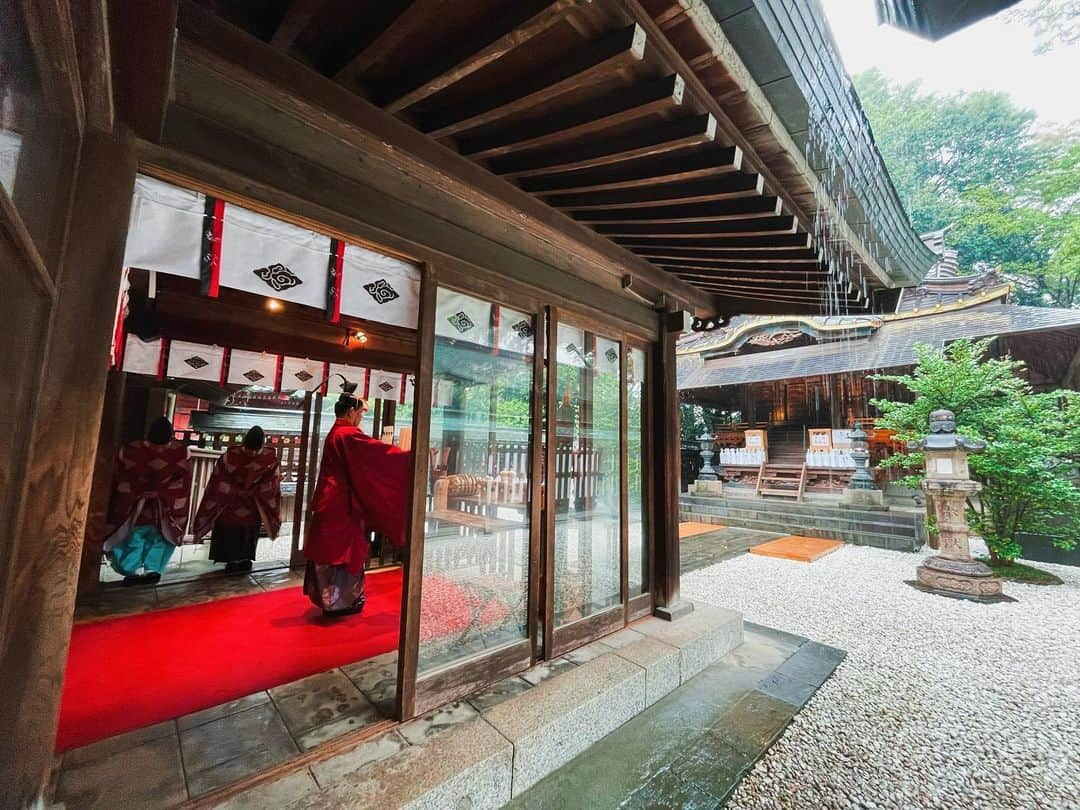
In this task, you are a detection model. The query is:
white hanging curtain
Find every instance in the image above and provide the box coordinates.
[166,340,225,383]
[403,373,416,404]
[279,357,326,392]
[435,290,493,345]
[227,349,280,387]
[122,174,206,280]
[496,306,535,356]
[121,335,165,377]
[339,244,421,329]
[218,204,331,309]
[327,362,367,398]
[368,369,404,401]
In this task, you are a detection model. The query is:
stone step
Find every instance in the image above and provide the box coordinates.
[679,502,920,538]
[266,604,743,809]
[677,510,921,552]
[680,495,922,526]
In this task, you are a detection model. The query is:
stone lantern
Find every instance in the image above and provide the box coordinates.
[909,409,1005,601]
[846,423,876,490]
[693,432,723,495]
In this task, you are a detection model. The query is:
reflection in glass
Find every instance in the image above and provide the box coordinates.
[553,325,622,626]
[627,347,647,595]
[418,290,534,672]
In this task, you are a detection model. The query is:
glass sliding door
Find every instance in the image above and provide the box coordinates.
[551,322,623,629]
[627,346,648,598]
[417,288,535,673]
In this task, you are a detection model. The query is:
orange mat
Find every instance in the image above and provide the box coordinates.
[749,535,843,563]
[679,521,724,538]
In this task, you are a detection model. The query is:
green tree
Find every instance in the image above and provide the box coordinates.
[854,69,1080,308]
[871,339,1080,563]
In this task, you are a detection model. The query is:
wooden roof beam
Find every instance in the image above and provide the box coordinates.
[382,0,592,113]
[673,272,830,287]
[656,259,825,274]
[335,0,446,83]
[632,248,820,262]
[489,114,717,178]
[459,73,686,159]
[574,195,781,224]
[523,146,741,195]
[421,23,648,139]
[546,172,761,209]
[594,216,797,238]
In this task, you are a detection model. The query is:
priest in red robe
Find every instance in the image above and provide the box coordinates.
[103,416,193,585]
[304,379,411,616]
[193,425,282,573]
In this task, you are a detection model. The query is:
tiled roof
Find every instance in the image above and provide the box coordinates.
[679,303,1080,389]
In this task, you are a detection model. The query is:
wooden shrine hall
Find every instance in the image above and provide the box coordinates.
[0,0,971,806]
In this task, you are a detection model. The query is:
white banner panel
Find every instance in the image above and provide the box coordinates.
[227,350,280,387]
[339,244,421,329]
[496,306,535,356]
[403,373,415,404]
[166,340,225,382]
[280,356,325,392]
[595,336,621,377]
[369,369,403,401]
[435,290,492,344]
[122,335,164,376]
[219,204,330,309]
[557,325,587,368]
[327,363,367,397]
[123,174,204,279]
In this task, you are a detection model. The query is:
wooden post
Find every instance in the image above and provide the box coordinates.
[652,310,692,620]
[396,263,437,719]
[0,128,137,807]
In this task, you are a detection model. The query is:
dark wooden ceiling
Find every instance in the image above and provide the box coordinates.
[189,0,863,310]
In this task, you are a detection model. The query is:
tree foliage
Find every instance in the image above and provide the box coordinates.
[854,69,1080,308]
[871,339,1080,563]
[1007,0,1080,54]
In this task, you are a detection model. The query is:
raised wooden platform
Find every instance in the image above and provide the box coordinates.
[749,535,844,563]
[679,521,724,539]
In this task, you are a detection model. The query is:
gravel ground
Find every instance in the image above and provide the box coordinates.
[682,542,1080,810]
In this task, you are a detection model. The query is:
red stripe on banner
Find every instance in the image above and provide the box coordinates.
[399,373,407,405]
[327,240,345,323]
[113,322,126,371]
[202,198,224,298]
[363,369,370,400]
[491,304,501,356]
[157,339,169,381]
[274,355,284,393]
[220,348,230,386]
[320,362,330,395]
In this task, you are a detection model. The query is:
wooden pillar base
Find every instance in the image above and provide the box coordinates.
[654,600,694,622]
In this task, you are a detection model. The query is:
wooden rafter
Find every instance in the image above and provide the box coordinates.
[459,73,686,159]
[383,0,591,113]
[633,249,819,263]
[656,259,825,274]
[489,114,716,178]
[573,195,781,224]
[421,23,647,138]
[523,147,741,195]
[594,216,796,238]
[545,173,762,210]
[335,0,447,83]
[613,233,812,250]
[270,0,325,50]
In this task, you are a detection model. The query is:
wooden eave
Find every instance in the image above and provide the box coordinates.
[170,0,886,314]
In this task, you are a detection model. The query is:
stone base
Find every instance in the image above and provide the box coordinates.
[693,479,723,496]
[840,488,885,508]
[653,600,695,622]
[912,555,1011,603]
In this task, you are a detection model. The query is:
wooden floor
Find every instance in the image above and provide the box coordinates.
[748,535,844,563]
[678,521,725,539]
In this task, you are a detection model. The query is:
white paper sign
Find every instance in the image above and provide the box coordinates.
[166,340,225,382]
[340,244,420,329]
[280,357,325,392]
[227,349,280,387]
[122,335,164,376]
[123,174,205,279]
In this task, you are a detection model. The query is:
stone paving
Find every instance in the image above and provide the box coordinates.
[680,526,784,574]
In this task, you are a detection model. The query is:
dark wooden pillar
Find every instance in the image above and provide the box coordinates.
[652,311,691,620]
[0,128,137,806]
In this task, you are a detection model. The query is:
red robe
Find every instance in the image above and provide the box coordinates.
[193,446,283,541]
[105,440,193,549]
[304,419,411,575]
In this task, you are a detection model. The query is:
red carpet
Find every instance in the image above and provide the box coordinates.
[56,569,401,753]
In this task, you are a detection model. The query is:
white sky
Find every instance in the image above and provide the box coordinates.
[819,0,1080,127]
